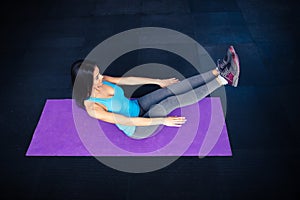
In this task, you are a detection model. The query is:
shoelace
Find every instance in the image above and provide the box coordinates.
[217,59,228,69]
[217,59,231,78]
[221,66,231,77]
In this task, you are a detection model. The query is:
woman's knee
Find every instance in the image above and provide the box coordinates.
[146,104,168,117]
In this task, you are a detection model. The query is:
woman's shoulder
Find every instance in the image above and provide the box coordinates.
[102,80,115,86]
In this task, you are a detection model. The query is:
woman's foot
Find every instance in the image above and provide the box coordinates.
[216,45,240,87]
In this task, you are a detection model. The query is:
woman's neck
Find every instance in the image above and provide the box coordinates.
[90,86,102,98]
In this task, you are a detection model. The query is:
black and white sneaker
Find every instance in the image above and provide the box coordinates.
[217,46,240,87]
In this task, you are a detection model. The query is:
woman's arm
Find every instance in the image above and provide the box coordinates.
[103,75,179,87]
[86,104,186,127]
[103,75,159,85]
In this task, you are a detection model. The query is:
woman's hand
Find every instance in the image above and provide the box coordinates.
[162,116,187,127]
[157,78,180,88]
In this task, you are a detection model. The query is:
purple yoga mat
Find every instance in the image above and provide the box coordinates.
[26,98,232,156]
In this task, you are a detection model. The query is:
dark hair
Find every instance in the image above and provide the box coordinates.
[70,59,98,110]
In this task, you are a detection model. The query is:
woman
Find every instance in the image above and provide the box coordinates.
[71,46,240,139]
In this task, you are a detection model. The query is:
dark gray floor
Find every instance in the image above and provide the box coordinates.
[1,0,299,199]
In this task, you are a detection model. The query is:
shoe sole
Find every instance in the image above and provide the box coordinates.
[229,46,240,87]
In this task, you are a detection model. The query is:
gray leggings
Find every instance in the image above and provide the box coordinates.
[132,70,221,139]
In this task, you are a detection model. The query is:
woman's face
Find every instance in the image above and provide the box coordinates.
[93,66,104,88]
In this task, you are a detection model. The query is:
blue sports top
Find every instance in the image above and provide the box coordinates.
[86,81,140,136]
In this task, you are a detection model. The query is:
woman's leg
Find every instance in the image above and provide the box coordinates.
[131,76,223,139]
[137,70,218,113]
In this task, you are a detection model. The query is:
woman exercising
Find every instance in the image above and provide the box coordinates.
[71,46,240,139]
